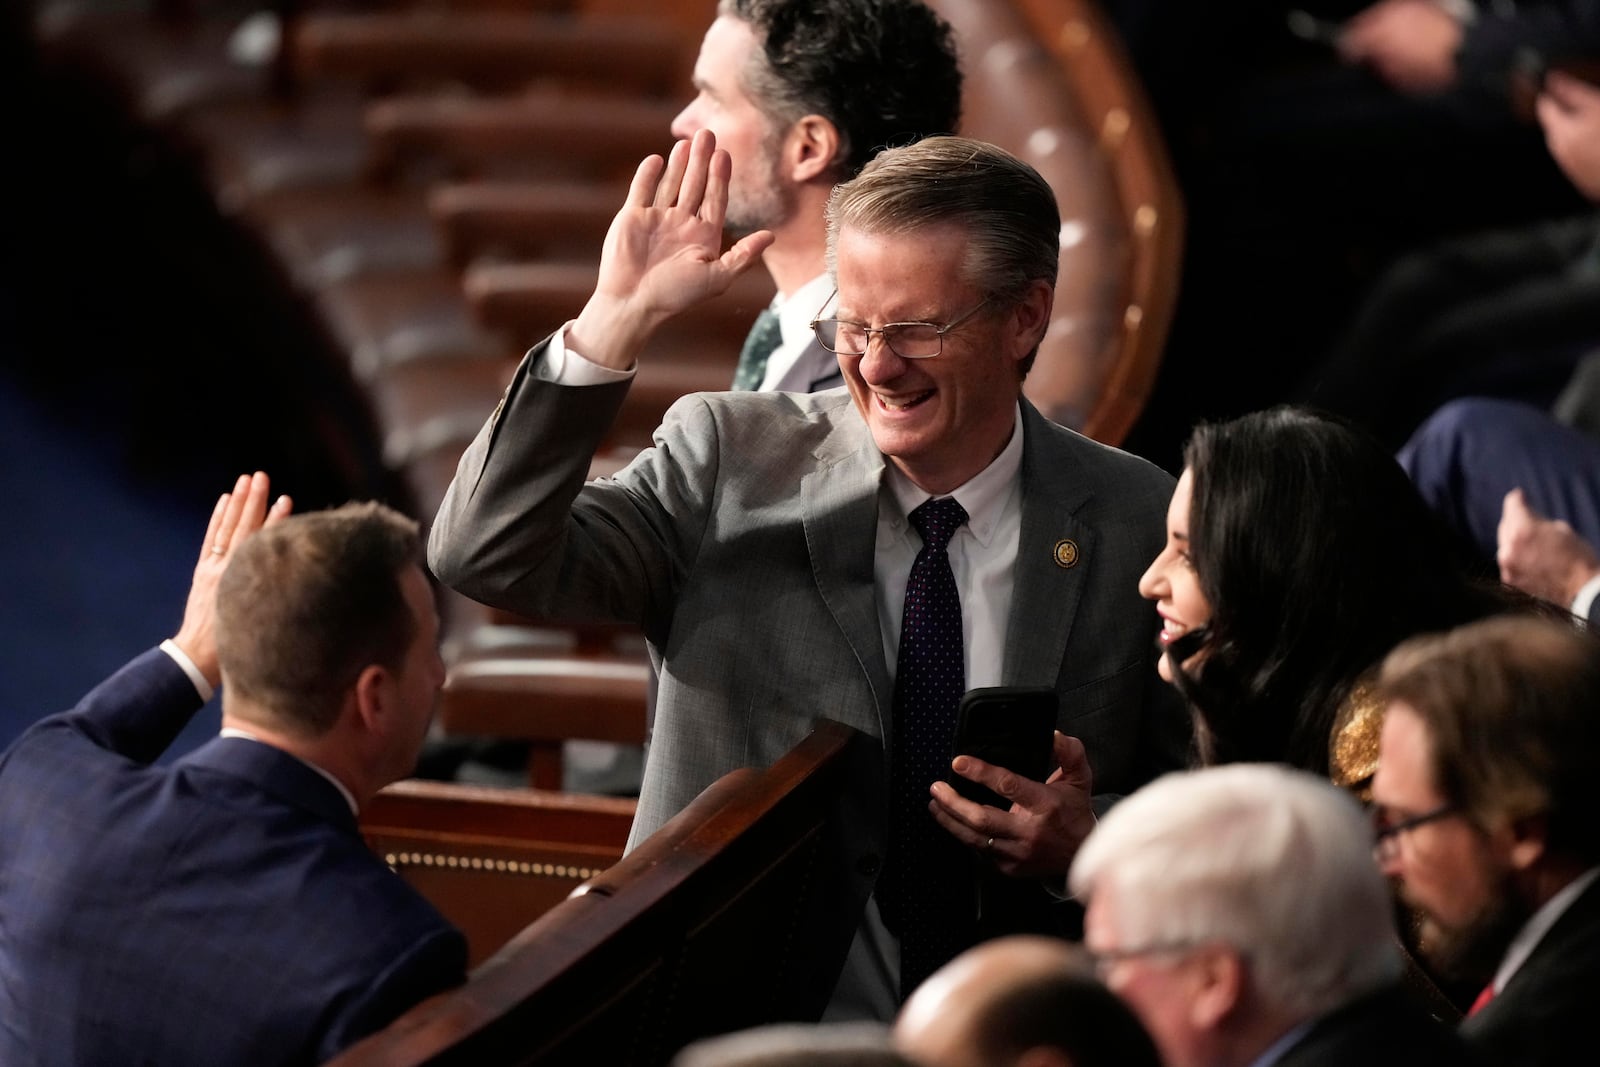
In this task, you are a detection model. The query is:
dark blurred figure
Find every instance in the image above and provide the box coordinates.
[1116,0,1598,472]
[1300,67,1600,450]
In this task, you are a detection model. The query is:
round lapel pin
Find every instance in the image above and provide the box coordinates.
[1053,539,1079,568]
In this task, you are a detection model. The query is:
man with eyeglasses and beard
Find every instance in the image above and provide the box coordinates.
[1371,613,1600,1066]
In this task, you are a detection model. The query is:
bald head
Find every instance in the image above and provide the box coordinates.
[893,936,1160,1067]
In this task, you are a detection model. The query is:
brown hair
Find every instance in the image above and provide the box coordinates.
[216,501,422,735]
[1376,614,1600,862]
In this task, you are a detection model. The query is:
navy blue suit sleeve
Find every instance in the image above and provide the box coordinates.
[20,647,204,766]
[317,925,469,1061]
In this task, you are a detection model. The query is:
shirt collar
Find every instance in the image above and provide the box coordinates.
[1491,865,1600,992]
[885,404,1024,548]
[774,274,836,353]
[219,727,361,816]
[1245,1020,1314,1067]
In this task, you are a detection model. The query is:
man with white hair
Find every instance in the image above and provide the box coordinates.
[1068,764,1479,1067]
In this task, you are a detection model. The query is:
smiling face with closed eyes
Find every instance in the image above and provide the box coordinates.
[833,223,1049,495]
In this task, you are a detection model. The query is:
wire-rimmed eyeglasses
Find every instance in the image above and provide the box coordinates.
[1371,802,1460,863]
[1083,940,1202,979]
[809,289,990,359]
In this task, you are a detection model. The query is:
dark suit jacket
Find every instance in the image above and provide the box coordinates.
[0,648,466,1067]
[1399,396,1600,578]
[1279,983,1483,1067]
[429,344,1189,950]
[1461,873,1600,1067]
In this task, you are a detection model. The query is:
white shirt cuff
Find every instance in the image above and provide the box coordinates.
[1571,573,1600,621]
[535,321,637,385]
[159,639,214,703]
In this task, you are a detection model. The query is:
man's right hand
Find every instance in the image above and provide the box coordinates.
[568,129,775,370]
[1497,488,1600,610]
[172,472,293,687]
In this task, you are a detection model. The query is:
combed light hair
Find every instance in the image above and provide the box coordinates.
[216,501,422,736]
[1068,763,1400,1020]
[825,135,1059,308]
[824,136,1059,375]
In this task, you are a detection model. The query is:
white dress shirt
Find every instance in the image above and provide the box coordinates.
[757,273,839,393]
[875,406,1025,690]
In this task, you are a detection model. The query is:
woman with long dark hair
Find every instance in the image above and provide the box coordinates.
[1139,405,1524,792]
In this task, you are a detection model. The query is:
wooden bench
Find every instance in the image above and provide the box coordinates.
[332,718,866,1067]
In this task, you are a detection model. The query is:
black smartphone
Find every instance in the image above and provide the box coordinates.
[949,685,1059,808]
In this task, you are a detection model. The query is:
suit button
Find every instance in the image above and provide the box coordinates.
[856,854,881,877]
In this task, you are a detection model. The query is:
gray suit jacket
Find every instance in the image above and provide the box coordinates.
[429,340,1189,917]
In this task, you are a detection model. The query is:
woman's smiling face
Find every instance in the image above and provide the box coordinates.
[1137,468,1213,683]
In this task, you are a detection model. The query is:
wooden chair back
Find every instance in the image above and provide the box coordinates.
[930,0,1183,446]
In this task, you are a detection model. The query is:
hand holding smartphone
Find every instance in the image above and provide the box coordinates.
[949,685,1059,808]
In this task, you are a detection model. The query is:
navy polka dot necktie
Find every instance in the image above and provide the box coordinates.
[882,495,971,1002]
[731,308,781,391]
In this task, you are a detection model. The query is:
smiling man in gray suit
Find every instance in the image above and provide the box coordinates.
[428,130,1187,1019]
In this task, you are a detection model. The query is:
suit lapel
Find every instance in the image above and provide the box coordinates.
[801,415,892,743]
[1003,402,1097,687]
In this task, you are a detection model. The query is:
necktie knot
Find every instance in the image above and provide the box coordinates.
[732,308,782,391]
[909,496,968,553]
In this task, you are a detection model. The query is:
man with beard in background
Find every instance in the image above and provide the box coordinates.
[1371,613,1600,1066]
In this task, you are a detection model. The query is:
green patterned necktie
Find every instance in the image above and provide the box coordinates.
[731,308,782,391]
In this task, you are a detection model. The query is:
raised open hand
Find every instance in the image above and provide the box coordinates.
[569,130,775,369]
[172,472,293,686]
